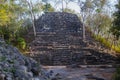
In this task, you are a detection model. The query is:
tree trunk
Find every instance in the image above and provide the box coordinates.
[83,23,86,41]
[25,0,36,37]
[82,13,86,41]
[62,0,64,12]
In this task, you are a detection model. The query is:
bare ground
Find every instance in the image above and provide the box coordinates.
[43,66,115,80]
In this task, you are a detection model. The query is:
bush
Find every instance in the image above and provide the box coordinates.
[16,37,26,50]
[93,34,111,48]
[113,68,120,80]
[93,34,120,53]
[112,45,120,53]
[99,37,111,48]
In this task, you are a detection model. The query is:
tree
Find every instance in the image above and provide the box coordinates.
[21,0,37,37]
[91,14,112,36]
[42,0,55,12]
[33,2,44,17]
[110,0,120,39]
[0,2,11,26]
[77,0,94,41]
[0,0,22,39]
[76,0,109,41]
[41,3,55,12]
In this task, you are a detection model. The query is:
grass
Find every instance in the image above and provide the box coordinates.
[93,34,120,53]
[112,45,120,53]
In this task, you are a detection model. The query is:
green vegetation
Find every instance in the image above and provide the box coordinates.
[111,45,120,53]
[0,3,11,26]
[93,34,120,53]
[41,3,55,12]
[10,67,16,74]
[113,68,120,80]
[110,0,120,39]
[0,56,6,62]
[93,35,111,48]
[16,37,26,50]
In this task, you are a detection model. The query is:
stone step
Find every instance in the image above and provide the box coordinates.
[31,47,86,52]
[36,32,82,36]
[34,41,83,45]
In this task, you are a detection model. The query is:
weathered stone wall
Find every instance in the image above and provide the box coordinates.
[35,12,83,33]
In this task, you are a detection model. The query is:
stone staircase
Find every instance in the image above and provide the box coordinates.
[30,32,84,65]
[29,32,119,66]
[28,12,120,66]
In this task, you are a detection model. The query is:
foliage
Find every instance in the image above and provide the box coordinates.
[93,34,111,48]
[89,14,112,34]
[110,0,120,39]
[16,37,26,50]
[0,56,6,62]
[113,68,120,80]
[93,0,108,12]
[41,3,55,12]
[0,3,11,26]
[0,0,30,52]
[111,45,120,53]
[93,34,120,53]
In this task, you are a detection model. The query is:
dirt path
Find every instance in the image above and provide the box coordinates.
[43,66,115,80]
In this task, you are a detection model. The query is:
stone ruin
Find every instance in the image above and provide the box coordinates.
[30,12,119,66]
[35,12,83,33]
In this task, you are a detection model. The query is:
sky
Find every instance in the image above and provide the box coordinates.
[33,0,117,14]
[50,0,117,13]
[50,1,80,13]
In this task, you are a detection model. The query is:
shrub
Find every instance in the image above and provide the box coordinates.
[93,34,111,48]
[113,68,120,80]
[93,34,120,52]
[99,37,111,48]
[112,45,120,53]
[16,37,26,50]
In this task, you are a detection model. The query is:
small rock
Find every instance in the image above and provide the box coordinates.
[80,65,87,68]
[18,65,28,73]
[51,78,57,80]
[0,38,5,43]
[31,68,39,76]
[27,72,33,77]
[0,74,5,80]
[5,77,12,80]
[69,64,79,68]
[33,77,40,80]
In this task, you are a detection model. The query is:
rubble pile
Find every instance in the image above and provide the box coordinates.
[0,38,48,80]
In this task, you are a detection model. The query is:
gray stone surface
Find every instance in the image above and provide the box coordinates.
[43,66,115,80]
[0,39,48,80]
[35,12,83,33]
